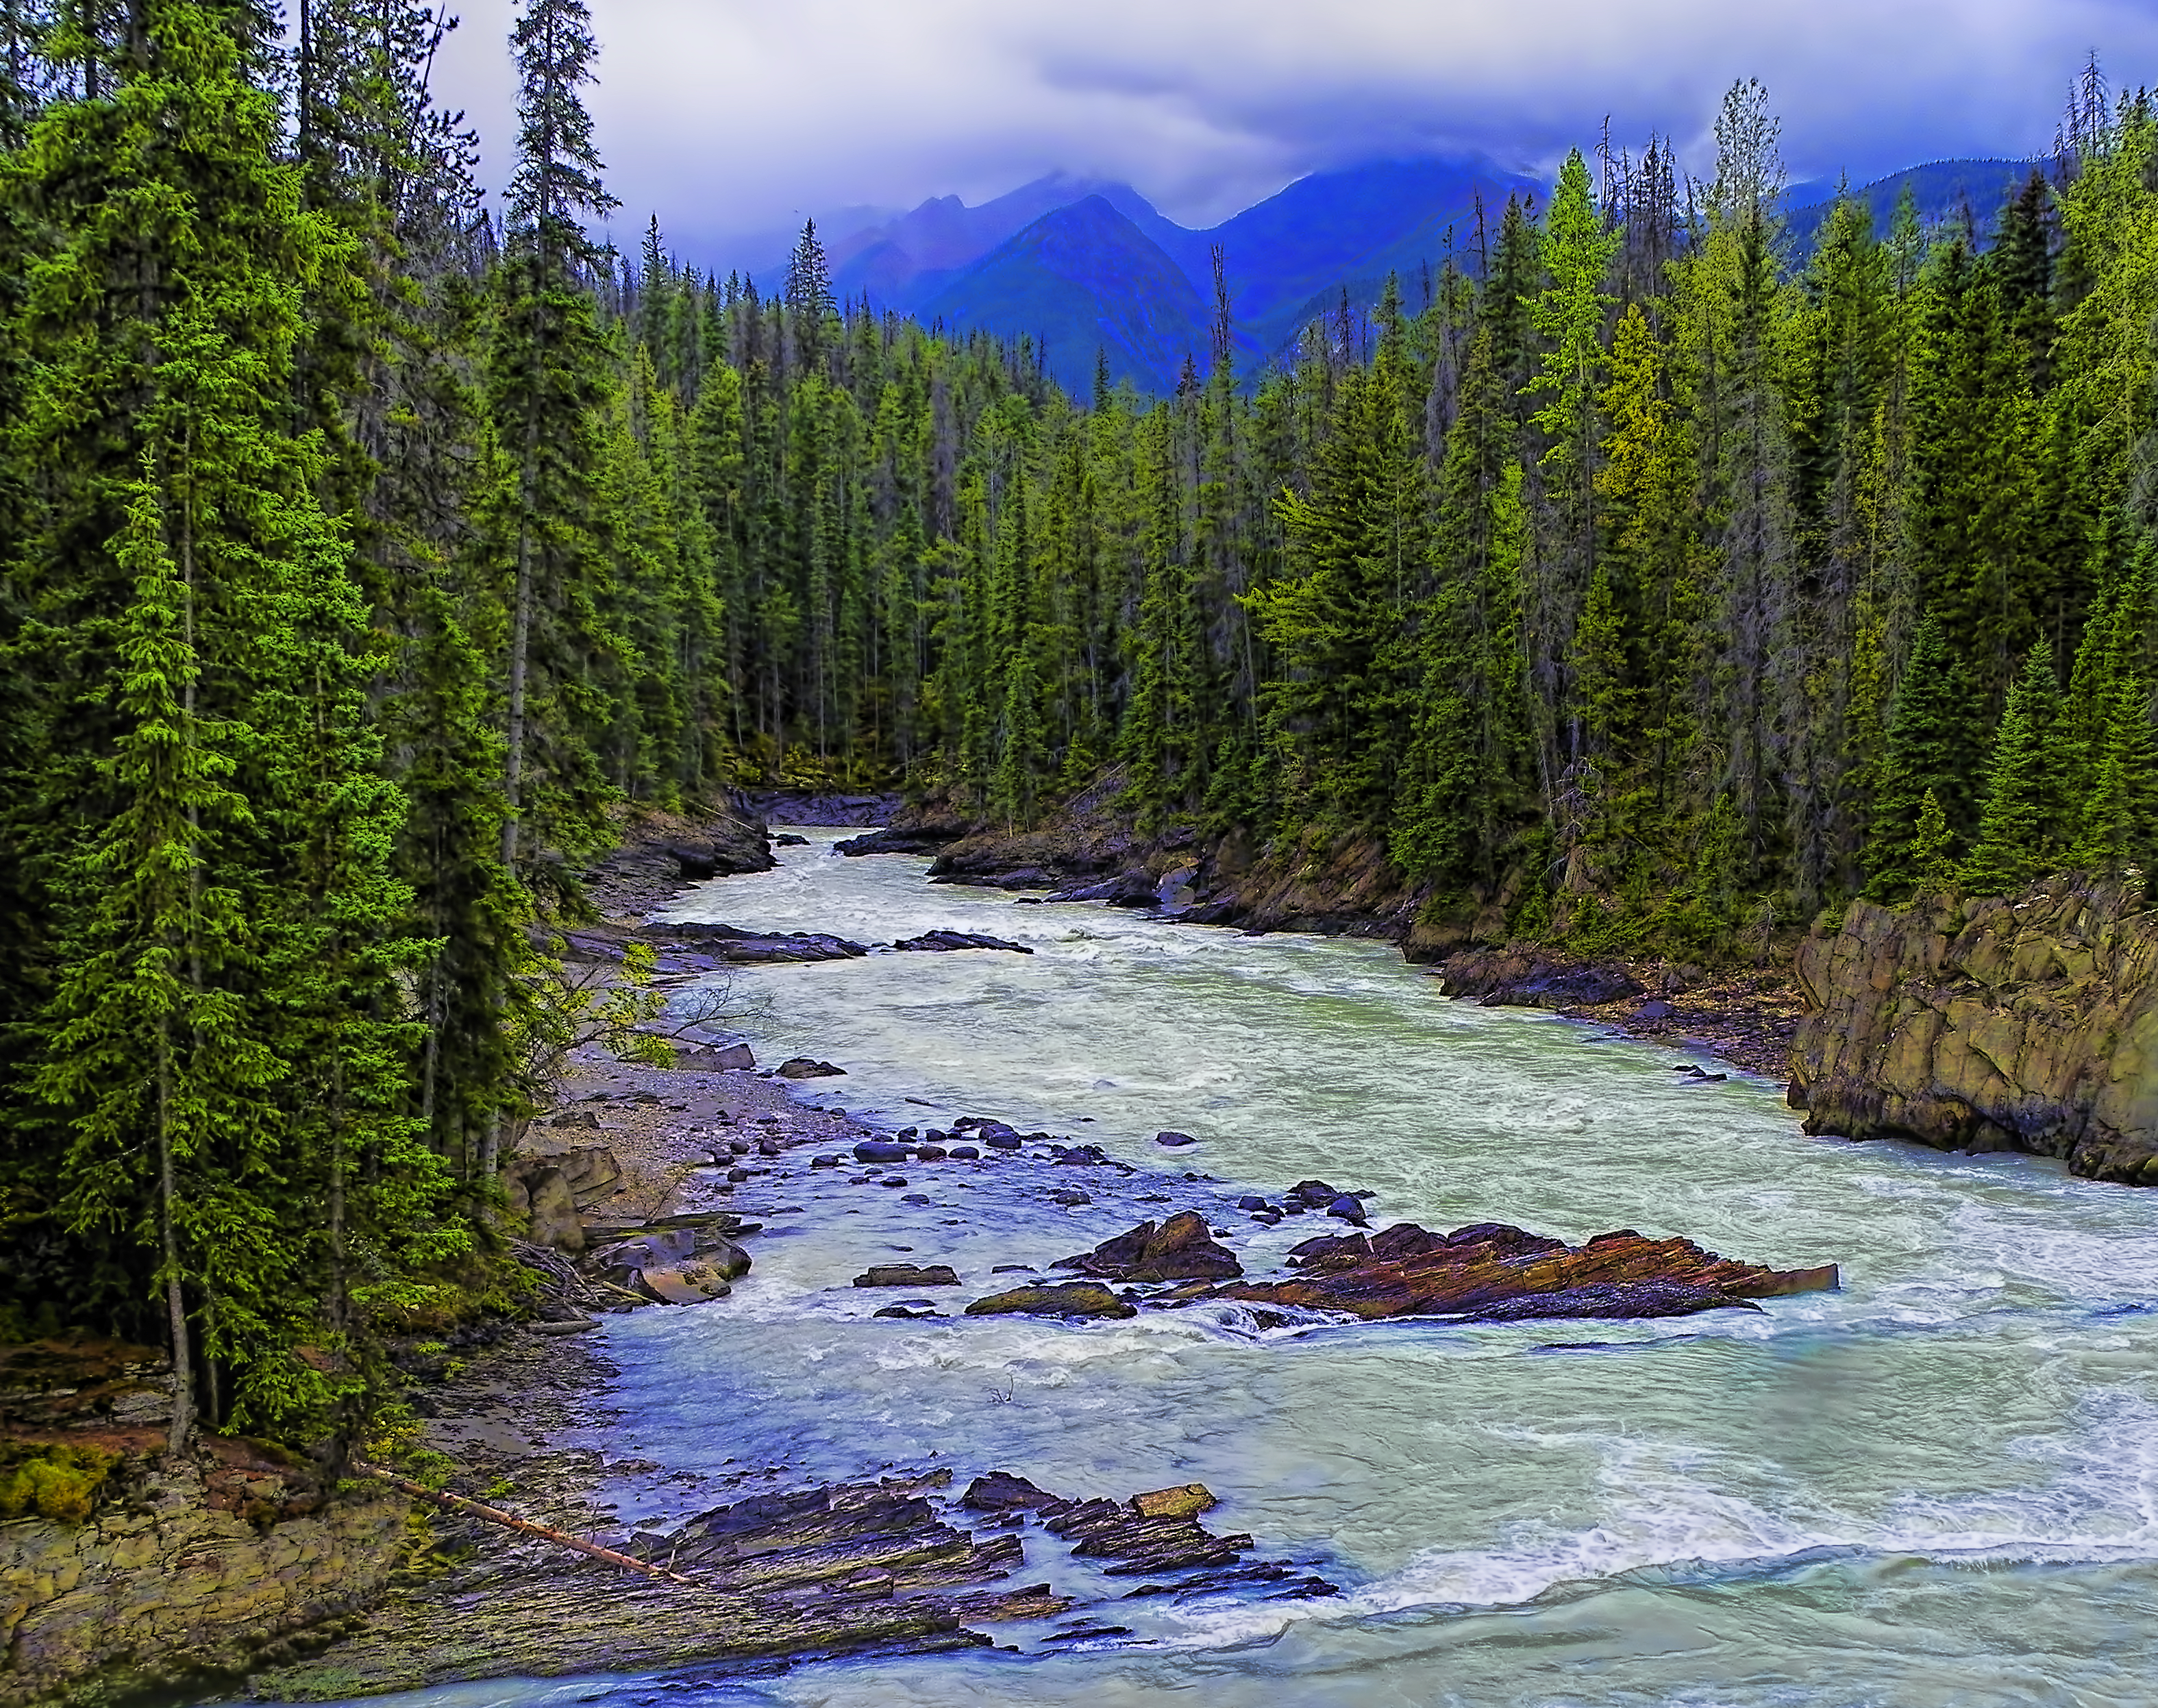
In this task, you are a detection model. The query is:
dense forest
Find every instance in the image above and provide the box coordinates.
[1,0,2155,1449]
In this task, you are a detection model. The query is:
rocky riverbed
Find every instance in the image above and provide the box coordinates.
[245,964,1839,1703]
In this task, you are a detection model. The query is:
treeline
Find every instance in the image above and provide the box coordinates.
[643,75,2158,958]
[3,0,2156,1452]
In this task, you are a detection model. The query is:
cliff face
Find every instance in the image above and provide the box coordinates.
[0,1339,410,1707]
[1,1463,408,1708]
[1791,876,2158,1185]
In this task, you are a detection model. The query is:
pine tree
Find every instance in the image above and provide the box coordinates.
[1864,619,1972,898]
[1961,641,2072,895]
[493,0,619,878]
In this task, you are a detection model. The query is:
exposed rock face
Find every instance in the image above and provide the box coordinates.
[1204,1222,1833,1321]
[1055,1213,1242,1283]
[1791,876,2158,1185]
[584,797,774,913]
[0,1457,408,1708]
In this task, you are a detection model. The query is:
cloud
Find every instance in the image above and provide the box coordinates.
[429,0,2158,268]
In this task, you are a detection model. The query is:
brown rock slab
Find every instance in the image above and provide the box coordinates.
[1204,1222,1835,1321]
[855,1265,961,1288]
[1055,1211,1241,1283]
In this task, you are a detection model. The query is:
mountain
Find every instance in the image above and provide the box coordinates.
[1784,158,2037,250]
[1193,156,1543,351]
[831,173,1152,309]
[823,153,1541,392]
[797,151,2037,399]
[913,196,1213,399]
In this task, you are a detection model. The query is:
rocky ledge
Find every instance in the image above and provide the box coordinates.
[584,799,776,915]
[1791,874,2158,1185]
[941,1212,1834,1325]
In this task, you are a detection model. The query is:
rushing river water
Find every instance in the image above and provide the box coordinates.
[380,834,2158,1707]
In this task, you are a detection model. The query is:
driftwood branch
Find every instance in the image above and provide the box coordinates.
[351,1461,694,1586]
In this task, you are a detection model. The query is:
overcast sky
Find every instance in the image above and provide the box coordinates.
[430,0,2158,269]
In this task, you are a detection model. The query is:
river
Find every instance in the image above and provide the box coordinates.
[396,832,2158,1706]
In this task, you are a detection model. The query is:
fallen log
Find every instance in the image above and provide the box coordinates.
[349,1461,694,1585]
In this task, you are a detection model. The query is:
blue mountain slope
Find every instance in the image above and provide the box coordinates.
[857,155,1542,381]
[914,197,1214,397]
[1785,158,2036,250]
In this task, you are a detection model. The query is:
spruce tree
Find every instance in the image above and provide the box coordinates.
[1863,619,1970,900]
[493,0,619,878]
[1961,641,2070,895]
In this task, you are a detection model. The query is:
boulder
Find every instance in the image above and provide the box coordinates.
[778,1057,847,1079]
[982,1130,1024,1151]
[854,1140,911,1163]
[522,1167,584,1254]
[1056,1211,1242,1283]
[1154,1130,1199,1148]
[1435,950,1646,1009]
[1792,876,2158,1184]
[854,1264,961,1287]
[1206,1222,1834,1321]
[637,1264,732,1304]
[1325,1195,1370,1226]
[950,1145,980,1160]
[705,1238,752,1280]
[962,1471,1057,1511]
[1130,1483,1217,1520]
[965,1281,1137,1320]
[773,832,810,846]
[677,1041,755,1070]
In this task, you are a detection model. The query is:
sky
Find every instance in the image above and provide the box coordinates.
[430,0,2158,272]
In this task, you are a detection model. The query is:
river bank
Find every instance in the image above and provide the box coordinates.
[836,782,1805,1085]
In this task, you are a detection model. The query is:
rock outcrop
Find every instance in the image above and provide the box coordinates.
[1,1460,408,1708]
[1791,876,2158,1184]
[1204,1222,1834,1321]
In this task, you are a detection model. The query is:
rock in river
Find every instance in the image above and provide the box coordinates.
[1055,1211,1242,1283]
[1154,1130,1199,1148]
[854,1139,911,1163]
[777,1057,847,1079]
[855,1264,962,1288]
[1202,1222,1833,1322]
[890,930,1034,954]
[965,1281,1137,1320]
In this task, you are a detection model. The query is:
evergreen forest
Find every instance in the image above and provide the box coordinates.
[3,0,2157,1450]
